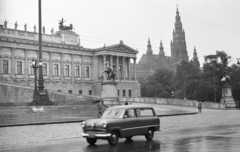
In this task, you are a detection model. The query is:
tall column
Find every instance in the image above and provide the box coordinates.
[60,53,64,80]
[71,54,74,81]
[122,57,125,80]
[103,55,106,69]
[81,55,84,80]
[11,48,15,78]
[116,56,119,80]
[24,49,29,79]
[128,57,131,81]
[110,55,113,67]
[49,52,53,80]
[134,58,137,81]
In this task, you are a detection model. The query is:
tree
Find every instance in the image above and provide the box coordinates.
[141,68,174,98]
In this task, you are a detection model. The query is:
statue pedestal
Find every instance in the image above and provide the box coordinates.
[220,85,236,108]
[101,81,120,107]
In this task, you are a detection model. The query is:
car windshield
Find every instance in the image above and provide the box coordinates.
[101,109,124,119]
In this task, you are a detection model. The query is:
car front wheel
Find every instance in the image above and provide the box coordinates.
[108,131,119,146]
[145,128,154,140]
[86,138,97,145]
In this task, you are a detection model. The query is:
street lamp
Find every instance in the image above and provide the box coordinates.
[171,91,174,98]
[28,0,54,106]
[211,59,217,103]
[31,59,41,93]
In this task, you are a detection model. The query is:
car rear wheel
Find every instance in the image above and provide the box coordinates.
[108,131,119,146]
[125,136,132,140]
[145,128,154,140]
[86,138,97,145]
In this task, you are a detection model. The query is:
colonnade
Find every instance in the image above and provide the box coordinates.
[0,48,137,82]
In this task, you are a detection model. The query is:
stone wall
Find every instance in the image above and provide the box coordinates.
[0,82,101,106]
[120,97,227,109]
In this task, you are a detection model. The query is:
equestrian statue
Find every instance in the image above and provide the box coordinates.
[102,60,116,82]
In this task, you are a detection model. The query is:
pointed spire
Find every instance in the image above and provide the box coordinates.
[147,38,153,55]
[159,40,165,56]
[193,46,198,59]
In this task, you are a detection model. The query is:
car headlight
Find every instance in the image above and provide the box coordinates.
[81,122,85,128]
[103,122,107,128]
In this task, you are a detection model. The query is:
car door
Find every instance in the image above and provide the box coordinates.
[121,109,141,137]
[137,108,156,135]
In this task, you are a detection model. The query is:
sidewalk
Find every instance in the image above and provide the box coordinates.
[0,104,198,127]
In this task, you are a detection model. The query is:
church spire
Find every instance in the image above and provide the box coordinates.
[191,46,200,68]
[193,46,198,59]
[147,38,153,55]
[159,40,165,56]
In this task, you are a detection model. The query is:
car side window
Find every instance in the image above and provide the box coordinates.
[137,108,154,117]
[125,109,136,118]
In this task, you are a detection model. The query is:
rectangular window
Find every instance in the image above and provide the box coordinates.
[68,90,72,94]
[54,64,59,76]
[17,61,22,74]
[3,60,8,74]
[136,109,154,117]
[57,90,61,92]
[65,65,70,77]
[89,90,92,95]
[42,63,47,76]
[75,66,80,77]
[85,66,90,78]
[79,90,82,95]
[129,90,132,97]
[123,90,125,97]
[118,90,119,97]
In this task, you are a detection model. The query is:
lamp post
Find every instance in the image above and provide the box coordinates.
[211,59,217,103]
[31,59,41,94]
[171,91,174,98]
[28,0,54,106]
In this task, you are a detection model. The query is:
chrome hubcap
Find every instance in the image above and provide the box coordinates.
[112,134,116,141]
[148,131,152,136]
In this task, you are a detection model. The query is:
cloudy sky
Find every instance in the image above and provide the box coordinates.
[1,0,240,66]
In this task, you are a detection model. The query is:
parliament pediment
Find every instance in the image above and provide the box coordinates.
[101,43,138,54]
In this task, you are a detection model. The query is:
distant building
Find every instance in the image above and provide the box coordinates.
[0,22,140,97]
[132,7,200,79]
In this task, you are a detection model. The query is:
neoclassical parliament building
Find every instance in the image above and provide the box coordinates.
[0,7,199,97]
[0,22,140,97]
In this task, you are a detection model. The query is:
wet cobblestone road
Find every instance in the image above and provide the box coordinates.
[0,105,240,151]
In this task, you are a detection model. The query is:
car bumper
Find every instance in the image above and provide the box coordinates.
[81,133,111,138]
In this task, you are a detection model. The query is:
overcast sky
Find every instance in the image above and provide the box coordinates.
[1,0,240,66]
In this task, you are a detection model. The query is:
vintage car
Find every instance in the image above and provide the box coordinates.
[81,105,160,146]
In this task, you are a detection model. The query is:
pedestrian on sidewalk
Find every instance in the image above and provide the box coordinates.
[198,99,203,113]
[124,100,128,105]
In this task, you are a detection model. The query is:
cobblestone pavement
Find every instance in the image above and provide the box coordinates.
[0,105,239,150]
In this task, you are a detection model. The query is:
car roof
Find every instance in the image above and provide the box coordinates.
[107,105,154,110]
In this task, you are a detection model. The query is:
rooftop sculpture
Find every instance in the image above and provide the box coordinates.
[58,18,74,31]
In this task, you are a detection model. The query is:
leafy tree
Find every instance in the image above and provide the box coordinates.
[141,68,174,98]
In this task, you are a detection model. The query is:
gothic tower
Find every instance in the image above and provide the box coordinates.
[171,6,189,63]
[191,46,200,68]
[159,40,165,60]
[147,38,153,55]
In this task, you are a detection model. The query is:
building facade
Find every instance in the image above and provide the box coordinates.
[0,23,140,98]
[134,7,200,79]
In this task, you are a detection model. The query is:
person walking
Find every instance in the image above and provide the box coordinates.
[124,100,128,105]
[198,100,203,113]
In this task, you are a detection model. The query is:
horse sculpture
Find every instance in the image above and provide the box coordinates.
[102,60,116,82]
[58,18,74,31]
